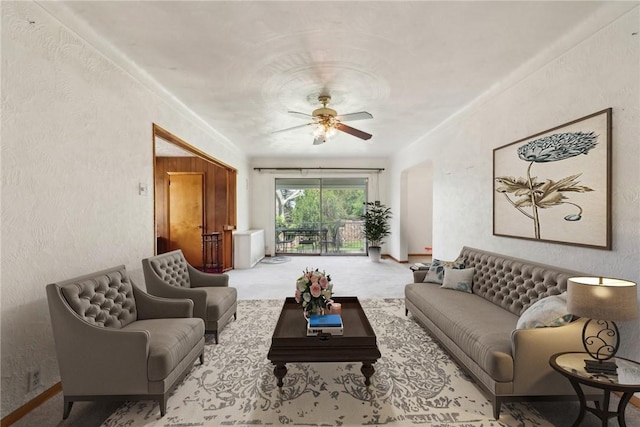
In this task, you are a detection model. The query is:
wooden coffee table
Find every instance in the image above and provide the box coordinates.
[267,296,381,387]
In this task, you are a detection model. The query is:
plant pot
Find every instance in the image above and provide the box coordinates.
[368,246,382,263]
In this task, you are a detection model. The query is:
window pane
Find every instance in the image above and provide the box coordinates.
[275,178,366,255]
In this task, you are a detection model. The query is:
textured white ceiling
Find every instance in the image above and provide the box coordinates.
[39,1,635,159]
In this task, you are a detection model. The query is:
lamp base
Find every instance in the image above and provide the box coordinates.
[584,359,618,375]
[580,319,621,375]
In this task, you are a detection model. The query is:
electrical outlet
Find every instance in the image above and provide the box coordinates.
[28,369,41,392]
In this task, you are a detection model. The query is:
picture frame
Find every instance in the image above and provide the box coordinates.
[493,108,611,249]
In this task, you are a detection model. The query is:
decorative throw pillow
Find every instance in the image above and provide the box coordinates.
[516,293,573,330]
[441,267,474,293]
[423,257,466,284]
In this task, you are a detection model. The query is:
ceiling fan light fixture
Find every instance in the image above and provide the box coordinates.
[313,125,326,138]
[276,94,373,144]
[313,114,339,140]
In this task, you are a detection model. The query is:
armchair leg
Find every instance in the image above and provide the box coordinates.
[234,312,237,320]
[492,396,502,420]
[213,331,219,344]
[199,351,204,364]
[62,397,74,419]
[158,396,168,417]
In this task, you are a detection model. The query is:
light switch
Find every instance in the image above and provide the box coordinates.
[139,182,149,196]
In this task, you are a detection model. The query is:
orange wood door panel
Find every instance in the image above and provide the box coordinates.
[167,172,204,267]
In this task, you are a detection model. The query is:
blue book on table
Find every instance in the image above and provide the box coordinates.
[309,314,342,328]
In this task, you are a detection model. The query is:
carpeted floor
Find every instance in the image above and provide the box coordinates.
[100,298,553,426]
[227,255,415,300]
[13,256,640,426]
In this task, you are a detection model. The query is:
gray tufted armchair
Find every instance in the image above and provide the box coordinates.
[142,249,237,343]
[46,265,205,419]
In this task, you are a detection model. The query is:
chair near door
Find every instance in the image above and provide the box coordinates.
[142,249,237,344]
[276,230,295,253]
[321,227,341,254]
[298,235,317,252]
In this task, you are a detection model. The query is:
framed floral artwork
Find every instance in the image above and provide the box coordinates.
[493,108,611,249]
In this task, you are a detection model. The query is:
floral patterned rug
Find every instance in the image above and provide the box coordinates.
[101,299,552,426]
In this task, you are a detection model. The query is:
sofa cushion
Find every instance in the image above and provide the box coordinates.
[60,268,137,328]
[124,317,204,381]
[424,257,466,284]
[406,282,516,382]
[441,267,474,293]
[204,286,237,322]
[516,293,572,329]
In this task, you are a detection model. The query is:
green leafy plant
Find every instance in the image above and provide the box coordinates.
[361,202,392,248]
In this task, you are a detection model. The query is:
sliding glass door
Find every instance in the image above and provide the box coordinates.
[275,178,366,255]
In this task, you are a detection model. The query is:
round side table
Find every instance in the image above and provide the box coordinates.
[549,352,640,427]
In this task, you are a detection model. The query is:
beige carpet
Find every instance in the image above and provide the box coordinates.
[100,298,551,426]
[227,255,414,300]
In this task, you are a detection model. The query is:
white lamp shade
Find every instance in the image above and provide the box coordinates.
[567,277,638,321]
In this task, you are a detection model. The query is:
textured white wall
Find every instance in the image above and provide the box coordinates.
[0,2,248,415]
[391,8,640,360]
[407,165,433,255]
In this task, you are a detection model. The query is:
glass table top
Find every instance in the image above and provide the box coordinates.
[553,352,640,387]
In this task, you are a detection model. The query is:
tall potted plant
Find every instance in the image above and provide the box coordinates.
[361,202,392,262]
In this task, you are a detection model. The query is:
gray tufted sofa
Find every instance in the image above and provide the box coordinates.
[46,265,205,419]
[142,249,237,344]
[405,246,598,419]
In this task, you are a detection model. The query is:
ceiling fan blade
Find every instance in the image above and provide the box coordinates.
[272,123,313,134]
[313,135,326,145]
[336,111,373,122]
[335,123,372,140]
[288,111,314,120]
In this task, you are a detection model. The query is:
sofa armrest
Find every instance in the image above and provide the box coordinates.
[151,285,208,321]
[132,283,194,319]
[187,264,229,288]
[511,318,589,395]
[413,270,428,283]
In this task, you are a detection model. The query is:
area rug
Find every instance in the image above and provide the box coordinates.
[101,299,552,426]
[260,256,291,264]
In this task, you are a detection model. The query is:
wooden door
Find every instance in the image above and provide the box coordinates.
[167,172,205,267]
[223,172,237,271]
[213,167,237,271]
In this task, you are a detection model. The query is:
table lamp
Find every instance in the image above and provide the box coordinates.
[567,277,638,375]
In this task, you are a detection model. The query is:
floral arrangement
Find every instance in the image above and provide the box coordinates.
[295,268,333,314]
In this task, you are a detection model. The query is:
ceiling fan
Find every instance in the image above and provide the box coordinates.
[273,95,373,145]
